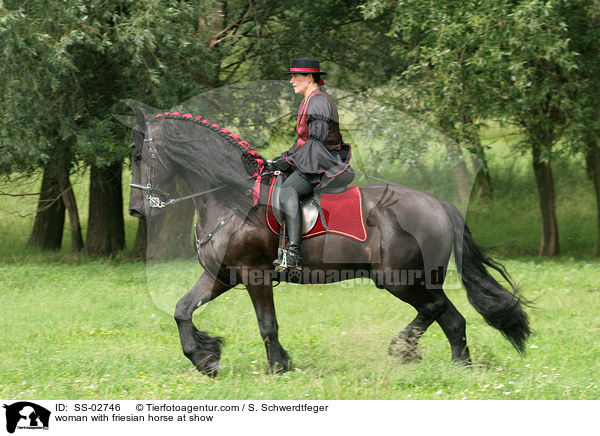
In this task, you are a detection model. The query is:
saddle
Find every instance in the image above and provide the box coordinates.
[266,175,367,242]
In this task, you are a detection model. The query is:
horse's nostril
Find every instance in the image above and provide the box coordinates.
[129,209,144,219]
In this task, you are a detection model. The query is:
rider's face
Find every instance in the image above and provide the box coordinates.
[290,73,313,95]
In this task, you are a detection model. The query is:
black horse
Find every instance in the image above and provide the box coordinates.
[128,109,530,377]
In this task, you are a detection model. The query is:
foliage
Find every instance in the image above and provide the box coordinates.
[0,0,219,174]
[560,0,600,147]
[2,0,600,256]
[360,0,600,255]
[235,0,397,91]
[361,0,583,146]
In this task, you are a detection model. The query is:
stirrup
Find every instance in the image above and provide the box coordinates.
[274,222,287,271]
[273,247,287,271]
[273,249,302,272]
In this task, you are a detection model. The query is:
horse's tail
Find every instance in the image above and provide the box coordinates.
[441,201,531,354]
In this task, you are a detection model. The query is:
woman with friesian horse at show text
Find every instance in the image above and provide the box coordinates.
[271,57,354,271]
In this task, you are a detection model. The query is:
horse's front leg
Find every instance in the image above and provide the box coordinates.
[246,280,291,374]
[174,272,232,377]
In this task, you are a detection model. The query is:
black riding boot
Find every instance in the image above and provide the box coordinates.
[272,209,303,271]
[273,170,312,271]
[285,208,303,269]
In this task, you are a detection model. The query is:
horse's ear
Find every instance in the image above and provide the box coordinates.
[135,107,148,129]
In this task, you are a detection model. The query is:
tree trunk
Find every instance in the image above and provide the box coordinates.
[86,160,125,256]
[53,141,83,253]
[532,143,560,256]
[585,138,600,256]
[469,139,493,201]
[27,166,65,250]
[461,114,493,201]
[56,163,84,253]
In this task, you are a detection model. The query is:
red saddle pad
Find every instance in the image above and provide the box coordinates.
[266,181,367,242]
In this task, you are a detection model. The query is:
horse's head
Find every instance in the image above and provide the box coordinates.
[128,108,174,220]
[129,108,267,219]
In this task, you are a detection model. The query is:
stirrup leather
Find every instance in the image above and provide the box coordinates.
[273,221,287,271]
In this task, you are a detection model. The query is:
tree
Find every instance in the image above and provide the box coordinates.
[247,0,397,90]
[26,169,65,250]
[86,161,125,256]
[362,0,583,256]
[0,0,221,255]
[478,0,576,256]
[0,3,84,251]
[360,0,495,202]
[561,0,600,256]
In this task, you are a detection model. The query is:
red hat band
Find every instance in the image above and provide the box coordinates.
[289,68,321,73]
[284,58,327,75]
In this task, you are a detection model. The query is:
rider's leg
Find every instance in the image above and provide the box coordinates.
[278,171,314,268]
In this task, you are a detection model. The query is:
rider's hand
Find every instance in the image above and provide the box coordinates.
[271,156,290,172]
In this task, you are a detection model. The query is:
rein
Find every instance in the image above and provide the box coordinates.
[129,181,229,209]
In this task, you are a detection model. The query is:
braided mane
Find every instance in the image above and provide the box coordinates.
[152,112,267,209]
[153,111,266,175]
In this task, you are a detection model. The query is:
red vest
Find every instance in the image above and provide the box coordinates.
[296,90,342,150]
[295,91,317,148]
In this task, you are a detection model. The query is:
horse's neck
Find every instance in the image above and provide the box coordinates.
[194,194,234,231]
[180,163,254,229]
[176,169,220,225]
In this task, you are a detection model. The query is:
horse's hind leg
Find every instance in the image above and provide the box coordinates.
[246,283,291,374]
[435,294,471,363]
[174,272,232,377]
[386,284,448,362]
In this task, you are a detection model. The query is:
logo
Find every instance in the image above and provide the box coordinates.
[2,402,50,434]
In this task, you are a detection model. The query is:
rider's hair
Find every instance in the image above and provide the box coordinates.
[302,73,325,90]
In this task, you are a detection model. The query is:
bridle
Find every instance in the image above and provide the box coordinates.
[129,121,229,208]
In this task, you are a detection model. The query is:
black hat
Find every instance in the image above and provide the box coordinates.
[284,57,327,75]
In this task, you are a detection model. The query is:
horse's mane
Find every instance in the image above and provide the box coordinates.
[152,112,266,211]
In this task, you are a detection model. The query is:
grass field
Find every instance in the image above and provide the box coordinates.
[0,256,598,400]
[0,124,599,401]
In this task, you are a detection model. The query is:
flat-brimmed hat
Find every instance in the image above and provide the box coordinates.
[284,58,327,75]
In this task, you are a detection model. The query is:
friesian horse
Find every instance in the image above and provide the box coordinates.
[128,108,530,377]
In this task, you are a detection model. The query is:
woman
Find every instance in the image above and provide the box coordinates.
[272,57,353,271]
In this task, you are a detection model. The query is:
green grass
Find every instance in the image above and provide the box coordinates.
[0,257,598,400]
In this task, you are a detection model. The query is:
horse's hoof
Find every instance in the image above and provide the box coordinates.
[401,351,422,363]
[388,341,422,363]
[196,360,220,377]
[268,360,291,375]
[452,357,473,368]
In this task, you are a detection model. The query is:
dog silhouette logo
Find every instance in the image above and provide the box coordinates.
[3,402,50,433]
